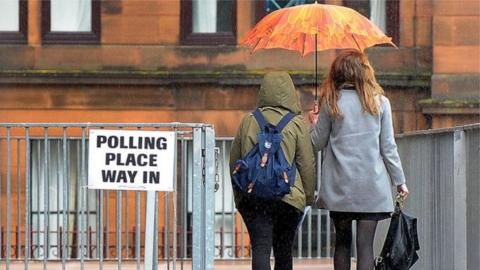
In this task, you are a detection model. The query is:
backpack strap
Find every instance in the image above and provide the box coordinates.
[275,112,296,132]
[252,109,268,131]
[253,109,296,132]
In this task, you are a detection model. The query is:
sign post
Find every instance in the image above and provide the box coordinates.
[88,129,176,269]
[144,190,156,270]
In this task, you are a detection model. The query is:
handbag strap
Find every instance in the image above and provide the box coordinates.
[395,194,404,210]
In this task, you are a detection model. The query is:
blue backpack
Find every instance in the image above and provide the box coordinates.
[231,109,297,200]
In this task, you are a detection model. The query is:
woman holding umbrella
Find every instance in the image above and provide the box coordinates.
[309,49,409,270]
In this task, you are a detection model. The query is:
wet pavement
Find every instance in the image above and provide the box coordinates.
[0,258,353,269]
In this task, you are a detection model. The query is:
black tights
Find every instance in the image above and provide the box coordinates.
[333,218,378,270]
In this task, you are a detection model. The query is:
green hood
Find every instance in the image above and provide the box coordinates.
[258,72,302,114]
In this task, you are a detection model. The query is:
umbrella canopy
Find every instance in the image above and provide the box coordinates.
[242,3,396,56]
[241,3,396,101]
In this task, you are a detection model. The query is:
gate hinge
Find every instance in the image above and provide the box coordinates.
[214,147,220,192]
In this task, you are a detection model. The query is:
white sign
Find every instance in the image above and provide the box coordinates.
[88,129,176,191]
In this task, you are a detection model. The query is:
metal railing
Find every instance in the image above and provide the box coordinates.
[391,124,480,270]
[216,124,480,268]
[1,123,478,270]
[0,123,216,270]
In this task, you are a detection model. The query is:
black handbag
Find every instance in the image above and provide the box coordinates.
[375,196,420,270]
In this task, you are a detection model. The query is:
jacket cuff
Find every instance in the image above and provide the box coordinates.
[391,176,406,186]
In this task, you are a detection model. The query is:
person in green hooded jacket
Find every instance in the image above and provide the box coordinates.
[229,71,316,270]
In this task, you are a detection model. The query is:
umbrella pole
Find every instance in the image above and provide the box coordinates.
[315,33,318,103]
[352,34,361,51]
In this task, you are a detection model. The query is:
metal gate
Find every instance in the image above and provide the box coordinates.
[0,123,216,270]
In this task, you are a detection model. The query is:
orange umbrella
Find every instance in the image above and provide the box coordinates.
[242,2,396,100]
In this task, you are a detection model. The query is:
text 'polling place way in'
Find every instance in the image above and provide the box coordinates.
[88,129,176,191]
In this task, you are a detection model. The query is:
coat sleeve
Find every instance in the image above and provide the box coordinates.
[380,97,406,186]
[310,105,332,152]
[229,116,249,207]
[229,117,245,172]
[295,117,317,206]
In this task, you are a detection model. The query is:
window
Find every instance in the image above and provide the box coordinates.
[343,0,399,44]
[31,139,98,259]
[41,0,101,44]
[255,0,323,22]
[0,0,27,44]
[181,0,237,45]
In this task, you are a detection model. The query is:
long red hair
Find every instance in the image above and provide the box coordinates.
[319,49,384,117]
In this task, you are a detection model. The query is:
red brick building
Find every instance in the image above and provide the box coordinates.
[0,0,477,134]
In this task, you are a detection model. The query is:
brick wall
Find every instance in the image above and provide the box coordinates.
[0,0,478,133]
[428,0,480,127]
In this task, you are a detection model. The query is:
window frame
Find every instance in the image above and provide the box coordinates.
[180,0,237,45]
[41,0,101,45]
[385,0,400,45]
[0,0,28,44]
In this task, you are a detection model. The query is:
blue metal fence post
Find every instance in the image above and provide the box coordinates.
[192,127,215,270]
[192,127,204,270]
[453,130,467,269]
[204,127,216,270]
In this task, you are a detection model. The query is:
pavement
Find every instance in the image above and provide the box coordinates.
[0,258,352,269]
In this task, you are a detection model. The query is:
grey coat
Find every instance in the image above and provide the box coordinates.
[310,90,406,213]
